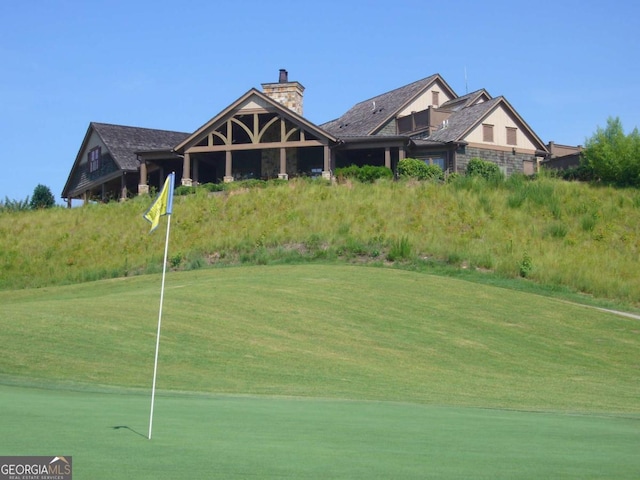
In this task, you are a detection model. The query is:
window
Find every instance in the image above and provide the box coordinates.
[88,147,101,173]
[432,91,440,107]
[482,124,494,143]
[506,127,517,146]
[417,154,446,170]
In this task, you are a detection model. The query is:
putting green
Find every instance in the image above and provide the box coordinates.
[2,383,638,479]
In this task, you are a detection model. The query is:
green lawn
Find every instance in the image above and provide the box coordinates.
[1,264,639,478]
[2,384,638,479]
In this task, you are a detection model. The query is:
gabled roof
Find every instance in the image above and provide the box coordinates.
[428,97,503,143]
[427,96,548,152]
[320,74,456,137]
[62,122,190,198]
[175,88,337,152]
[439,89,492,111]
[91,122,190,169]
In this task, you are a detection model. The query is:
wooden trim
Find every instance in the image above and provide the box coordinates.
[257,116,279,143]
[186,139,325,153]
[465,142,536,154]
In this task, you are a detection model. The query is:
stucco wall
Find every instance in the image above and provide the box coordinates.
[464,107,538,152]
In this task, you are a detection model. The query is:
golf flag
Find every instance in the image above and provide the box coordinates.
[145,172,176,440]
[143,173,175,232]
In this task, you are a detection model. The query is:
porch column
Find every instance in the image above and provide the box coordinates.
[193,157,199,185]
[399,146,406,161]
[384,147,391,169]
[182,153,192,186]
[224,150,233,183]
[120,173,127,202]
[322,145,331,180]
[138,161,149,195]
[278,147,288,180]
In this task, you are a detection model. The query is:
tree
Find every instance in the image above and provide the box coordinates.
[582,117,640,187]
[30,184,55,209]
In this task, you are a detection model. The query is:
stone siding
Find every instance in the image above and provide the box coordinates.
[455,146,537,176]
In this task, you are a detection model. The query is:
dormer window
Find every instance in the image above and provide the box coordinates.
[88,146,101,173]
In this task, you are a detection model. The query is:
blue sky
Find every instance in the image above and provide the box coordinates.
[1,0,638,203]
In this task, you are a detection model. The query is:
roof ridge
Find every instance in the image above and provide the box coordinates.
[352,73,439,106]
[91,121,190,135]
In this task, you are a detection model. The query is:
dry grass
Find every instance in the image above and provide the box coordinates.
[1,177,639,305]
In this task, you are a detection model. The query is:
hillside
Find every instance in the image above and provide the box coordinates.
[1,265,638,413]
[1,177,639,306]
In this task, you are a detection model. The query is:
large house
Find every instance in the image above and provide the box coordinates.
[62,70,552,206]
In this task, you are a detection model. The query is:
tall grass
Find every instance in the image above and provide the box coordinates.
[1,177,639,305]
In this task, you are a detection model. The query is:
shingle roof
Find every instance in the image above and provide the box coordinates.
[427,97,502,143]
[439,89,491,111]
[92,122,190,170]
[320,74,440,137]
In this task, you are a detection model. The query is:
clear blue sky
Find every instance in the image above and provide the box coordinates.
[1,0,638,203]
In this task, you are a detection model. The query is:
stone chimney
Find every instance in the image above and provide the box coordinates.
[261,69,305,116]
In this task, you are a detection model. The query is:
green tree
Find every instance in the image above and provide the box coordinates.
[30,184,56,209]
[582,117,640,187]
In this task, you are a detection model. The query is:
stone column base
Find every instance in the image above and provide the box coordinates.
[278,173,289,180]
[138,184,149,195]
[322,171,332,180]
[223,176,234,183]
[181,177,193,187]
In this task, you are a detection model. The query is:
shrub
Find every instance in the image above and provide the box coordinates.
[1,196,31,212]
[200,183,225,193]
[446,172,460,183]
[556,165,593,182]
[465,158,504,182]
[335,165,393,183]
[397,158,444,181]
[519,252,533,278]
[175,185,196,196]
[387,236,412,261]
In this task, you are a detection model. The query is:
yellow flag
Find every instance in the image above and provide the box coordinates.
[143,173,174,233]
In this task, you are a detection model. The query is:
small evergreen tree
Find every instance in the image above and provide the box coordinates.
[30,184,56,209]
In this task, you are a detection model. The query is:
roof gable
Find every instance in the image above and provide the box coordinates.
[62,123,189,197]
[321,74,457,137]
[428,96,548,152]
[175,88,336,153]
[440,89,492,111]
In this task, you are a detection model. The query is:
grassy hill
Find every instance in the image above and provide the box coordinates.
[1,176,639,307]
[1,265,638,413]
[2,178,639,478]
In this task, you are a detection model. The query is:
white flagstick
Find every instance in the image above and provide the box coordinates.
[148,212,172,440]
[147,173,175,441]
